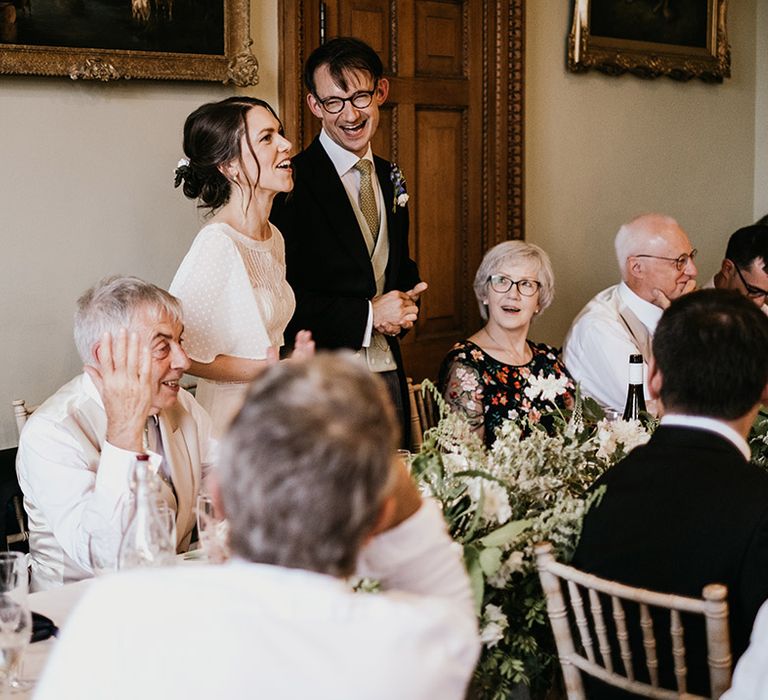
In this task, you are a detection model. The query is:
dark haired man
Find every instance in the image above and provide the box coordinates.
[271,37,427,442]
[573,289,768,698]
[705,224,768,313]
[35,354,479,699]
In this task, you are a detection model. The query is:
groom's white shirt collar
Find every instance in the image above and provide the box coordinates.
[320,129,374,178]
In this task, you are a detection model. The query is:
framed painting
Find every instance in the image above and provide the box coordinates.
[568,0,730,82]
[0,0,258,84]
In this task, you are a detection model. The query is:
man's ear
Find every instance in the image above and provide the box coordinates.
[307,92,324,119]
[375,77,389,105]
[626,256,644,281]
[363,495,396,546]
[647,355,663,401]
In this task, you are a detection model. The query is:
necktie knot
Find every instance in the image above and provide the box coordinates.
[354,159,373,177]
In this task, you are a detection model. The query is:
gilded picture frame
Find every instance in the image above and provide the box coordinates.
[568,0,730,83]
[0,0,258,85]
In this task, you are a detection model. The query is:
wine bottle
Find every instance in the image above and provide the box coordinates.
[622,354,647,421]
[117,454,175,570]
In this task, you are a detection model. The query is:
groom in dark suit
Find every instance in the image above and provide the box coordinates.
[271,37,426,443]
[574,289,768,698]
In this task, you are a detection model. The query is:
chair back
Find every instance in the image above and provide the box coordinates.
[0,448,29,551]
[406,378,439,451]
[534,542,732,699]
[11,399,36,439]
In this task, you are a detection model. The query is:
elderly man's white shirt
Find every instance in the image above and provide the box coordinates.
[35,500,480,700]
[563,282,662,412]
[17,373,213,591]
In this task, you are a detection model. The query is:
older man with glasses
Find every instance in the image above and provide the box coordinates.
[705,224,768,315]
[563,213,698,415]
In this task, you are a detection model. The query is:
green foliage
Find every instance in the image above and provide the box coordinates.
[415,381,651,699]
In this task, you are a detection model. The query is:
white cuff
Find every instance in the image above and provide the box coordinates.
[362,301,374,348]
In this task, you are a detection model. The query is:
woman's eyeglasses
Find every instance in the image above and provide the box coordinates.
[487,275,541,296]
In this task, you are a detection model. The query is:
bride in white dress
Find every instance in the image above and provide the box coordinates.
[170,97,313,435]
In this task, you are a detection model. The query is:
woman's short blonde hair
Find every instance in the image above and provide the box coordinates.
[473,241,555,321]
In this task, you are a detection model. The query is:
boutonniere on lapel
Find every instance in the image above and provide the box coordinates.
[390,164,409,212]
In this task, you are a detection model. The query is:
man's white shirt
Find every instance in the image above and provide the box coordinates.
[35,500,480,700]
[563,282,662,413]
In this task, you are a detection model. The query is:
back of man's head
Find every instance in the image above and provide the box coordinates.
[725,224,768,270]
[304,36,383,94]
[653,289,768,420]
[217,353,398,577]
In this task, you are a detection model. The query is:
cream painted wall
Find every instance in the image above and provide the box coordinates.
[754,0,768,219]
[526,1,759,347]
[0,1,277,448]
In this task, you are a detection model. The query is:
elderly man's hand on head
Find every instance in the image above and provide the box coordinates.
[84,329,153,453]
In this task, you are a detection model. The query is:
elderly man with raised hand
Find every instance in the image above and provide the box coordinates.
[705,224,768,313]
[16,276,213,591]
[35,353,480,700]
[563,213,697,414]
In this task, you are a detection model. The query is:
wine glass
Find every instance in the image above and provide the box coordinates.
[196,494,229,563]
[154,500,177,565]
[0,553,32,695]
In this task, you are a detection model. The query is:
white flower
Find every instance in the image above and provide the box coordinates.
[596,418,651,461]
[397,193,409,207]
[487,550,526,588]
[177,157,190,168]
[523,372,570,403]
[467,477,512,524]
[480,604,509,648]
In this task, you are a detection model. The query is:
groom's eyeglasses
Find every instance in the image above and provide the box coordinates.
[314,86,377,114]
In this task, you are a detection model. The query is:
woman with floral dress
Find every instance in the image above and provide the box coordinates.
[438,241,574,446]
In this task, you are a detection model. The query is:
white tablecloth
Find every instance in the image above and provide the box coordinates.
[21,579,92,699]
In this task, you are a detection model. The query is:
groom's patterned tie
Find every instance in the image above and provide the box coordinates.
[354,159,379,245]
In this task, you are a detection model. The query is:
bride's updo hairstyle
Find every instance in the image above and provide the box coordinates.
[174,96,283,212]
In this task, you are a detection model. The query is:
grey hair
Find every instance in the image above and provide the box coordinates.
[74,276,183,364]
[217,352,398,577]
[614,213,681,276]
[473,240,555,320]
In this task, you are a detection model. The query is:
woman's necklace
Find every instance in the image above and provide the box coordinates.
[481,326,532,365]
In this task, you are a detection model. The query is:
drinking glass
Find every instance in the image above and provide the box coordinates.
[154,500,177,566]
[0,553,32,695]
[196,494,229,563]
[396,449,412,472]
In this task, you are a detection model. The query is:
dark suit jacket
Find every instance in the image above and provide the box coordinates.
[270,137,421,434]
[271,136,420,349]
[573,425,768,698]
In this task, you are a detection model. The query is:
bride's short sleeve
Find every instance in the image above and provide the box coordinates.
[169,227,271,363]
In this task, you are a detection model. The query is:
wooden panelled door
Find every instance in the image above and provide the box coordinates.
[279,0,524,381]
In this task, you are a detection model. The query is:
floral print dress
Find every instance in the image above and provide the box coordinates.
[438,339,575,446]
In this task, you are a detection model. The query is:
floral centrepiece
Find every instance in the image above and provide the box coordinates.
[412,384,652,699]
[390,163,409,211]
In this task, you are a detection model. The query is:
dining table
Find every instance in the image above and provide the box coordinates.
[19,578,93,698]
[16,550,205,698]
